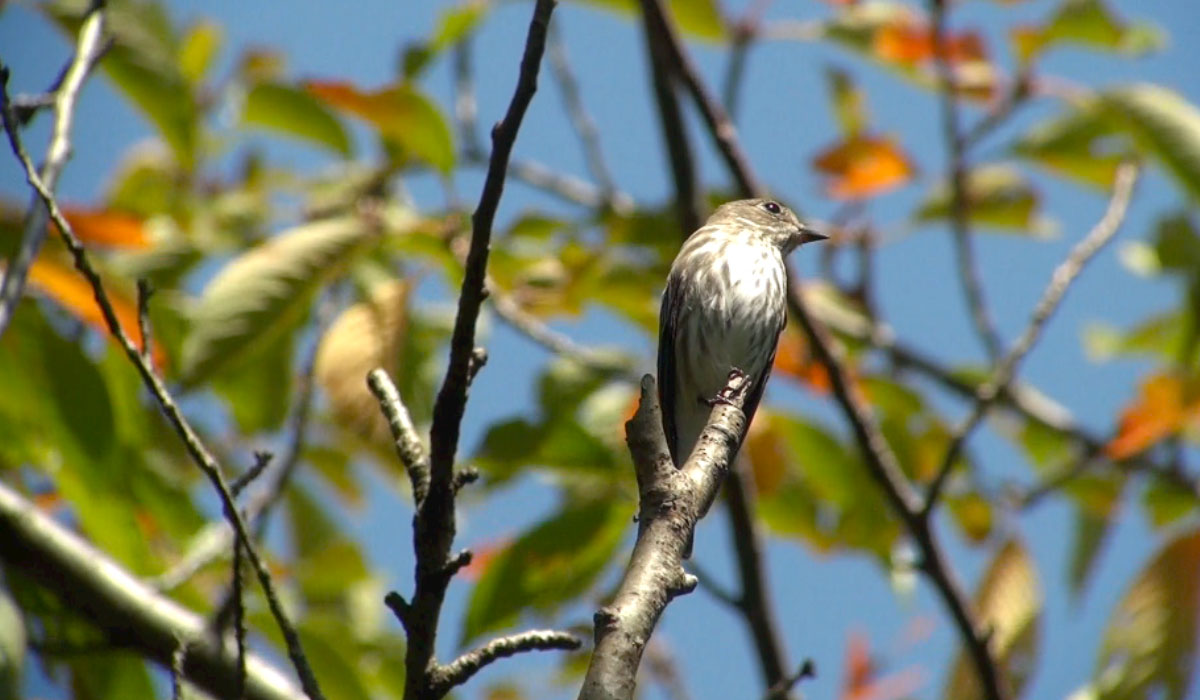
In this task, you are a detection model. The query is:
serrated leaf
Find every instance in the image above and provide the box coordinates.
[916,163,1050,235]
[181,216,376,383]
[944,539,1042,700]
[461,498,629,643]
[1102,84,1200,205]
[1092,529,1200,700]
[306,81,454,173]
[243,82,352,156]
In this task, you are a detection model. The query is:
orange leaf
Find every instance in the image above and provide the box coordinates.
[814,135,913,201]
[461,538,511,581]
[774,327,831,392]
[873,18,987,67]
[841,629,925,700]
[305,79,414,139]
[57,207,150,249]
[27,258,163,366]
[1106,373,1200,459]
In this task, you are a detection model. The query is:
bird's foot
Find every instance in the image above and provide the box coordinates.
[702,368,748,407]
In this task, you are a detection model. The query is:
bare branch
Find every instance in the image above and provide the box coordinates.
[0,5,107,338]
[579,371,750,700]
[0,74,324,700]
[641,0,765,199]
[136,278,154,363]
[0,482,302,700]
[413,1,557,695]
[367,368,431,504]
[764,659,816,700]
[547,21,618,203]
[430,630,582,697]
[924,164,1140,511]
[928,0,1003,361]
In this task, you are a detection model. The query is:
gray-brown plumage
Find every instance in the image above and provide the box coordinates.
[657,198,826,464]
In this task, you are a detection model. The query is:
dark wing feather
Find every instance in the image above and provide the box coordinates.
[657,272,684,464]
[738,317,786,451]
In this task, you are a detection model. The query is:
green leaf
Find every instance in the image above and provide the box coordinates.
[69,652,156,700]
[1028,0,1163,59]
[402,1,489,78]
[1102,84,1200,205]
[180,216,376,383]
[570,0,725,40]
[1140,477,1198,529]
[916,163,1052,235]
[178,20,222,84]
[1090,529,1200,700]
[243,82,352,156]
[462,498,629,643]
[943,539,1042,700]
[1084,314,1189,364]
[210,323,295,433]
[1064,475,1124,597]
[825,67,867,138]
[1012,101,1128,189]
[47,0,198,169]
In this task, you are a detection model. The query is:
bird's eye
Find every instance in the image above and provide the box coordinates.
[762,201,782,214]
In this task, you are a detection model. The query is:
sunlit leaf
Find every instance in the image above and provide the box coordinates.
[915,163,1051,235]
[1106,373,1200,460]
[773,327,831,393]
[1065,475,1123,597]
[243,82,353,156]
[1084,314,1189,364]
[178,20,222,84]
[813,135,914,200]
[1140,477,1198,529]
[181,216,377,383]
[1102,84,1200,205]
[1012,100,1128,189]
[315,280,410,448]
[840,629,924,700]
[462,498,630,643]
[1090,529,1200,700]
[1011,0,1162,64]
[403,1,490,77]
[943,539,1041,699]
[57,207,151,249]
[306,80,454,173]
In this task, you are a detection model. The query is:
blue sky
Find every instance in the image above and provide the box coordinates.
[3,0,1199,698]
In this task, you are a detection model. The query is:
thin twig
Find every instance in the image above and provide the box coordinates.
[764,659,816,700]
[0,6,107,338]
[136,278,154,363]
[928,0,1003,361]
[231,539,248,700]
[231,450,273,499]
[923,164,1140,512]
[547,21,617,203]
[0,78,325,700]
[416,1,557,696]
[429,630,581,697]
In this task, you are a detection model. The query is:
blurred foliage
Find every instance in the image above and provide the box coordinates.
[1,0,1198,698]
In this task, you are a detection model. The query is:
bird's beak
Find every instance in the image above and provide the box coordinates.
[796,226,829,246]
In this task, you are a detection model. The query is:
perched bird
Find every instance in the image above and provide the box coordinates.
[657,198,827,464]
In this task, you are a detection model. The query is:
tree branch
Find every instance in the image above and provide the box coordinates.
[410,1,557,695]
[0,71,324,700]
[0,482,302,700]
[0,4,107,338]
[928,0,1003,361]
[578,371,750,700]
[429,630,581,697]
[547,21,618,205]
[924,164,1140,512]
[367,368,431,503]
[641,0,764,199]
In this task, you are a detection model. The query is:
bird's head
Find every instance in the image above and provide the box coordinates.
[708,198,827,254]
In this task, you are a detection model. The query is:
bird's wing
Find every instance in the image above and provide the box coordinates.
[739,315,786,448]
[657,271,684,464]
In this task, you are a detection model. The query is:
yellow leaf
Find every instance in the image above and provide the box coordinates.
[314,281,410,447]
[814,135,914,200]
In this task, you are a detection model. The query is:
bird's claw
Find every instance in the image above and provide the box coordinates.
[702,368,749,407]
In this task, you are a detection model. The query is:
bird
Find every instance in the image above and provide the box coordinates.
[657,198,827,465]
